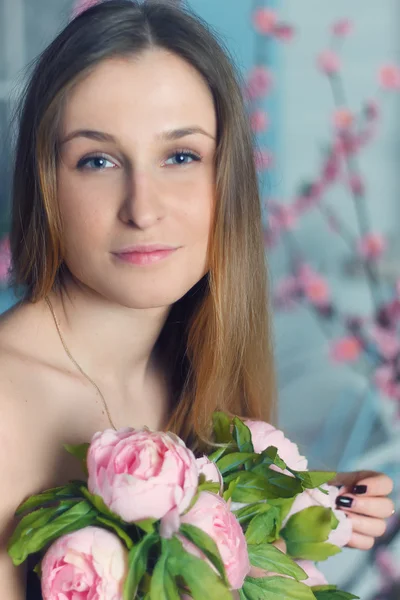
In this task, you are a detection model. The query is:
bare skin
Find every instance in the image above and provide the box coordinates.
[0,48,216,597]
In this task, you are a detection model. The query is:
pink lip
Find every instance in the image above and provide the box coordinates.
[113,244,179,266]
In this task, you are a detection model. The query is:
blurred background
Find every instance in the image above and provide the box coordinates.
[0,0,399,596]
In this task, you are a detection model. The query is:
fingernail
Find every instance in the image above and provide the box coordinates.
[336,496,353,508]
[352,485,367,495]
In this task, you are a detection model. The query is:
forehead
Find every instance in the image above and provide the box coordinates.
[61,49,217,139]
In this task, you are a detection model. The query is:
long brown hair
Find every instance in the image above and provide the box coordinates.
[10,0,276,453]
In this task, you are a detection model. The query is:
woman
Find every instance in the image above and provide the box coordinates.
[0,1,394,597]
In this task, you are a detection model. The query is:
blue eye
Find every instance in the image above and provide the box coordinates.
[77,155,115,170]
[165,150,201,166]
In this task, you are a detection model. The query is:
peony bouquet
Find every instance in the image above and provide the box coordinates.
[8,414,358,599]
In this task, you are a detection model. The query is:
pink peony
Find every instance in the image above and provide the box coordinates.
[196,456,223,492]
[379,64,400,90]
[283,486,352,548]
[87,428,198,523]
[318,50,340,75]
[296,560,328,586]
[41,527,127,600]
[330,337,362,363]
[244,420,308,472]
[180,492,250,590]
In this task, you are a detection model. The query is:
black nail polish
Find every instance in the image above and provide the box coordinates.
[336,496,353,509]
[352,485,367,495]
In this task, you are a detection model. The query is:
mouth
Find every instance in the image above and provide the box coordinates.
[112,244,180,266]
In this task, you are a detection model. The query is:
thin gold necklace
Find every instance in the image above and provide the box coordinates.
[45,295,117,430]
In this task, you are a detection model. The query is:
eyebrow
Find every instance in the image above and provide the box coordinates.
[59,126,216,146]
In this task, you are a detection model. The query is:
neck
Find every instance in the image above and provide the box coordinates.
[47,275,171,388]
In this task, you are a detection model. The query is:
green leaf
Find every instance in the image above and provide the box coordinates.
[245,507,280,544]
[259,446,287,471]
[180,523,228,586]
[251,466,304,498]
[232,417,254,453]
[248,544,307,581]
[289,471,336,490]
[96,516,134,549]
[217,452,257,475]
[212,412,233,444]
[123,532,159,600]
[64,443,90,475]
[282,506,341,561]
[15,482,85,516]
[8,500,97,565]
[79,487,123,522]
[286,541,341,561]
[282,506,335,544]
[267,497,297,523]
[150,542,180,600]
[198,481,221,495]
[312,587,359,599]
[242,575,316,600]
[135,519,157,534]
[208,445,234,463]
[223,477,240,502]
[168,537,233,600]
[229,472,272,503]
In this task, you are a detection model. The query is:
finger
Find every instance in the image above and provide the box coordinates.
[329,470,379,489]
[336,495,395,518]
[345,512,387,538]
[346,532,375,551]
[340,474,394,497]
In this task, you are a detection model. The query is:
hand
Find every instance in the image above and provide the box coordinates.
[330,470,395,550]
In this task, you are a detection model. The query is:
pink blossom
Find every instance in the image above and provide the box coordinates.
[250,109,269,133]
[274,24,295,42]
[72,0,99,18]
[297,265,331,307]
[358,233,386,260]
[322,152,341,184]
[332,19,353,37]
[348,173,365,196]
[273,276,301,309]
[296,560,328,586]
[335,131,359,155]
[294,182,324,213]
[330,337,363,362]
[252,8,277,35]
[317,50,340,75]
[245,67,273,100]
[379,64,400,90]
[180,492,250,590]
[369,326,400,361]
[333,108,354,130]
[375,365,400,400]
[0,236,11,283]
[283,486,352,548]
[244,420,308,472]
[255,148,273,170]
[271,204,297,231]
[41,527,128,600]
[87,428,198,523]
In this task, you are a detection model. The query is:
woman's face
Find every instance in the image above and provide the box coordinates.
[57,49,217,308]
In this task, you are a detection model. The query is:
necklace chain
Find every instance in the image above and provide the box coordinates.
[45,296,117,430]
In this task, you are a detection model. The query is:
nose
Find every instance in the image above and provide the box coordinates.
[118,168,166,229]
